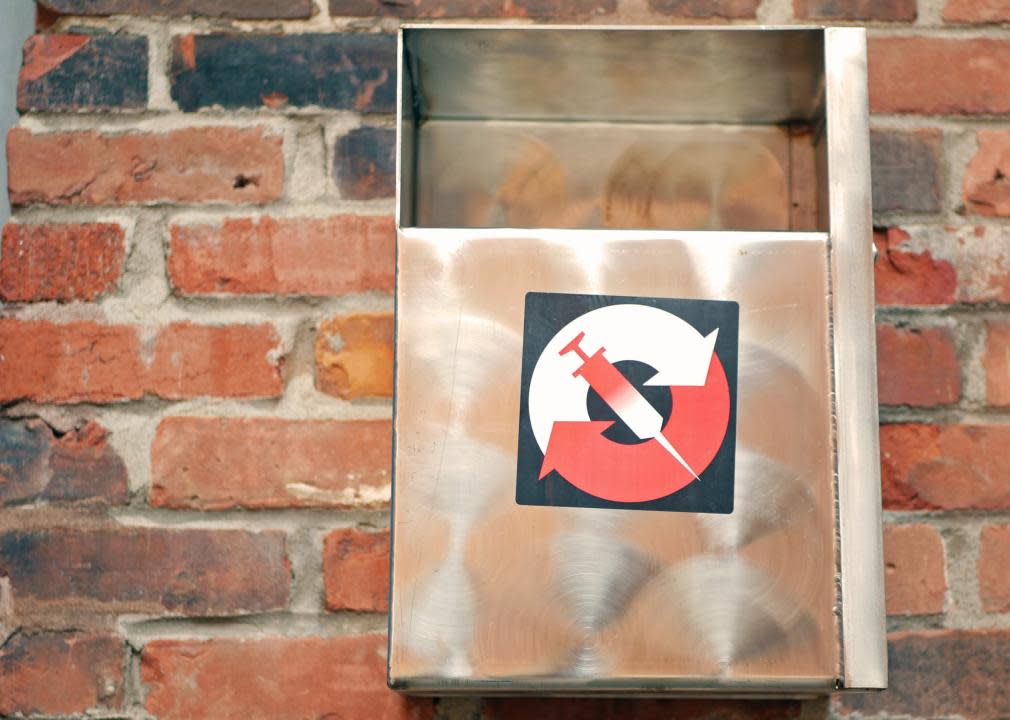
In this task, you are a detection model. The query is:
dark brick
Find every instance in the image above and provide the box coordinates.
[334,126,394,201]
[647,0,759,17]
[0,632,124,716]
[839,631,1010,720]
[0,527,290,615]
[484,699,802,720]
[871,129,942,214]
[0,419,128,506]
[795,0,916,20]
[18,34,147,112]
[37,0,314,18]
[170,34,395,112]
[330,0,614,18]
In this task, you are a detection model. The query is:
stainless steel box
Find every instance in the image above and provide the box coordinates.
[390,26,885,696]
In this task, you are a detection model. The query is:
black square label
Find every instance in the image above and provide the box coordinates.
[516,292,739,514]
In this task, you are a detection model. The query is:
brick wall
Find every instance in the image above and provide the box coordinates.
[1,1,1008,719]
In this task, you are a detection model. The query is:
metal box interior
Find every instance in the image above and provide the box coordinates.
[391,26,885,696]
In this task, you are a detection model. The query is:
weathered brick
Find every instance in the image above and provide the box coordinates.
[979,525,1010,613]
[943,0,1010,23]
[0,320,144,404]
[985,321,1010,406]
[323,528,389,612]
[884,524,946,615]
[330,0,615,17]
[0,419,128,506]
[18,34,146,112]
[142,635,434,720]
[0,527,289,615]
[869,38,1010,115]
[877,324,960,406]
[147,323,283,400]
[0,222,125,302]
[483,699,801,720]
[151,418,391,509]
[647,0,759,16]
[964,130,1010,217]
[874,228,957,306]
[838,631,1010,720]
[880,424,1010,510]
[870,129,942,214]
[171,34,394,112]
[334,126,395,200]
[37,0,315,17]
[0,632,124,716]
[315,313,393,400]
[7,127,283,206]
[168,215,394,296]
[795,0,915,19]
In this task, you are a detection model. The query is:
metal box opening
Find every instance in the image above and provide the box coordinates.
[399,28,828,232]
[391,26,885,698]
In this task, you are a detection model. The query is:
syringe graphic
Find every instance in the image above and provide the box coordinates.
[560,331,700,481]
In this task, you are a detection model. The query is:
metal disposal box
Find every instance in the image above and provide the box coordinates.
[389,25,886,696]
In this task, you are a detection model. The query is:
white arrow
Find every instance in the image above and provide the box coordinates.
[643,328,718,387]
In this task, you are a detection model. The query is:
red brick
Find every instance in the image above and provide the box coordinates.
[323,528,389,612]
[0,319,144,403]
[0,632,124,716]
[838,630,1010,720]
[142,635,434,720]
[795,0,915,20]
[316,313,393,400]
[0,527,289,615]
[869,38,1010,115]
[877,324,960,406]
[0,419,128,506]
[985,322,1010,406]
[151,417,391,509]
[871,129,943,213]
[880,424,1010,510]
[0,222,125,301]
[332,0,615,16]
[884,524,946,615]
[148,322,283,400]
[979,525,1010,613]
[964,131,1010,217]
[944,0,1010,23]
[38,0,315,18]
[7,127,283,206]
[647,0,759,16]
[874,228,957,306]
[483,699,801,720]
[168,215,394,296]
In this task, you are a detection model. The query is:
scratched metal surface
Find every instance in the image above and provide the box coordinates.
[390,227,838,693]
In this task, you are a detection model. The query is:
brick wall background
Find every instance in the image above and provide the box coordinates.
[1,0,1008,718]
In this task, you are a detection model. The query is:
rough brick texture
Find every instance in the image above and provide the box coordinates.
[646,0,759,16]
[7,127,283,206]
[985,321,1010,406]
[0,527,289,615]
[0,222,125,301]
[883,524,946,615]
[332,0,615,16]
[18,34,147,111]
[874,228,957,306]
[943,0,1010,22]
[964,131,1010,218]
[0,632,124,716]
[880,424,1010,510]
[315,313,393,399]
[150,417,391,509]
[870,129,942,214]
[979,525,1010,613]
[168,215,394,296]
[324,528,389,611]
[0,419,128,506]
[869,38,1010,115]
[839,631,1010,720]
[334,126,396,200]
[142,635,434,720]
[171,34,395,112]
[795,0,915,19]
[38,0,315,17]
[876,324,961,406]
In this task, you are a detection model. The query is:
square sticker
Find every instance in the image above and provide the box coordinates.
[516,292,739,513]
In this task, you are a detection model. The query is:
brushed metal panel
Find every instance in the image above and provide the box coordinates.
[390,228,838,693]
